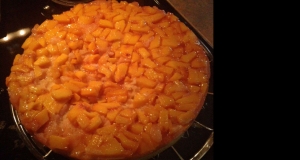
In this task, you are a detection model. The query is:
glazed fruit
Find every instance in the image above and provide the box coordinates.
[5,0,210,159]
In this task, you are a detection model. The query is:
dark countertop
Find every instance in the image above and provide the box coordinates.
[0,0,213,159]
[167,0,213,48]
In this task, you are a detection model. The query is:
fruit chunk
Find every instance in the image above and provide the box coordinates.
[43,94,64,114]
[53,14,70,23]
[67,105,84,122]
[114,63,129,82]
[116,132,139,150]
[51,88,73,102]
[48,135,69,150]
[136,76,157,88]
[77,112,90,129]
[78,15,94,24]
[130,123,144,134]
[176,93,200,104]
[99,19,114,28]
[132,93,147,108]
[32,109,49,132]
[97,136,125,156]
[158,109,169,132]
[157,94,175,108]
[177,110,195,125]
[34,56,51,67]
[187,68,208,84]
[54,54,69,65]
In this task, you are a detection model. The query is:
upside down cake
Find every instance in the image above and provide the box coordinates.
[5,0,210,159]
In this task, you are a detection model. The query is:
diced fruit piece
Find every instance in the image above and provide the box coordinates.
[130,123,144,134]
[33,109,49,132]
[148,125,162,143]
[107,108,121,122]
[69,80,88,88]
[74,71,86,80]
[114,63,129,82]
[99,19,114,28]
[96,103,118,115]
[177,110,195,125]
[115,20,126,32]
[161,37,179,47]
[21,37,33,49]
[138,48,151,58]
[136,76,157,88]
[159,109,169,132]
[116,132,138,150]
[136,110,149,124]
[85,134,103,155]
[165,60,188,70]
[157,94,175,108]
[53,14,70,23]
[123,33,140,44]
[72,3,83,14]
[33,65,43,78]
[155,66,174,76]
[132,93,147,108]
[78,15,94,24]
[34,56,51,67]
[188,85,201,93]
[98,66,112,79]
[106,29,122,42]
[43,94,64,114]
[48,135,69,150]
[169,72,183,81]
[105,89,128,103]
[149,35,161,49]
[145,107,159,123]
[119,108,136,118]
[155,56,171,64]
[163,81,187,95]
[144,69,164,82]
[176,93,200,104]
[86,116,102,131]
[97,136,125,156]
[130,24,151,33]
[96,124,117,135]
[175,103,196,111]
[171,91,186,100]
[10,65,28,73]
[113,14,125,22]
[180,51,197,63]
[128,62,144,77]
[115,115,131,124]
[77,112,90,129]
[141,58,157,68]
[168,109,184,121]
[137,132,155,154]
[51,88,73,102]
[67,105,83,122]
[191,55,208,68]
[80,87,99,97]
[188,68,208,84]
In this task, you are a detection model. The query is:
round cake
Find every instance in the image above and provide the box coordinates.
[5,0,210,159]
